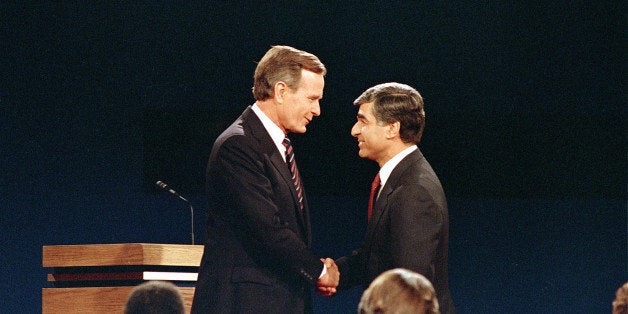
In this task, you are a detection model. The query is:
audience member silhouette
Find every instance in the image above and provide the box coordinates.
[358,268,440,314]
[124,280,185,314]
[613,282,628,314]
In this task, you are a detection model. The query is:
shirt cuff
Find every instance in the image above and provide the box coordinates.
[318,261,327,279]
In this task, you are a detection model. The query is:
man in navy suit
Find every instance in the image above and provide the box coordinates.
[191,45,339,314]
[332,82,455,314]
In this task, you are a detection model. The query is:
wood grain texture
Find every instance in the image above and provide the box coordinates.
[42,286,195,314]
[42,243,204,267]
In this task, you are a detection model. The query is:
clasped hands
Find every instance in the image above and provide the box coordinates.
[316,258,339,297]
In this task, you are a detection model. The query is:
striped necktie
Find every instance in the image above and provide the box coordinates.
[282,137,304,210]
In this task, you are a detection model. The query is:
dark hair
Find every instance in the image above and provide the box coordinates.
[253,45,326,101]
[124,281,185,314]
[354,82,426,144]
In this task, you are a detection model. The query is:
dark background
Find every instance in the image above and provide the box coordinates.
[2,2,625,313]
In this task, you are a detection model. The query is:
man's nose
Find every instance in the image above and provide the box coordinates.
[311,101,321,116]
[351,123,359,137]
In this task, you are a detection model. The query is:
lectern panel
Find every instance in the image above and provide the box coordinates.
[42,244,203,314]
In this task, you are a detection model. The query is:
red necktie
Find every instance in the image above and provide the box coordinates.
[367,173,380,222]
[282,137,304,210]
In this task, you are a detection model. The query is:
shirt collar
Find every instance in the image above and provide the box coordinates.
[378,145,418,188]
[251,103,288,161]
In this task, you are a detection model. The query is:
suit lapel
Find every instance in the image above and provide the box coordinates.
[243,107,295,199]
[243,107,311,245]
[365,150,423,238]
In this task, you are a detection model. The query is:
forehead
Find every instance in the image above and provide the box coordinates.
[297,69,324,93]
[357,102,375,119]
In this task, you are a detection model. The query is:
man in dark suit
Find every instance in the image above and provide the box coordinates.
[191,45,339,314]
[331,82,455,313]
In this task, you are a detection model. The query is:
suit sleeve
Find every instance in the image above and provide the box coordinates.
[388,183,444,282]
[335,244,366,290]
[210,135,324,284]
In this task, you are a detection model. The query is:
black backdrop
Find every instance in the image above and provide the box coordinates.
[2,2,625,313]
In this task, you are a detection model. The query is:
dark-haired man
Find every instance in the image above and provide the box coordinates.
[333,82,455,314]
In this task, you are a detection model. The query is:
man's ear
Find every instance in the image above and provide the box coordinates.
[385,121,401,139]
[274,81,287,104]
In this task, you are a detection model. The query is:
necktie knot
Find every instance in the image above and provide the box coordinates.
[282,137,291,148]
[371,173,381,191]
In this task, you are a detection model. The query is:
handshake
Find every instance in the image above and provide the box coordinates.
[316,258,340,297]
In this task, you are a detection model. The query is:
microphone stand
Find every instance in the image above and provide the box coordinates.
[177,195,195,245]
[155,181,195,245]
[187,201,195,245]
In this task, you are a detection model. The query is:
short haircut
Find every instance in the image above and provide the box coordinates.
[358,268,440,314]
[354,82,426,144]
[124,281,185,314]
[253,45,326,101]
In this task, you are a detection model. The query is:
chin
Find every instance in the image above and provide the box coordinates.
[291,127,307,134]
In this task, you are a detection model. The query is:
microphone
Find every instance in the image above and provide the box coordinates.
[155,180,195,245]
[155,180,188,202]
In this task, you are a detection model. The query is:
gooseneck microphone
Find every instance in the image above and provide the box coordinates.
[155,180,195,245]
[156,180,188,202]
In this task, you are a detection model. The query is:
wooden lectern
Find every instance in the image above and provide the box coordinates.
[42,243,204,314]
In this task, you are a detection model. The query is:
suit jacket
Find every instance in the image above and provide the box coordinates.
[191,106,323,314]
[336,149,455,314]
